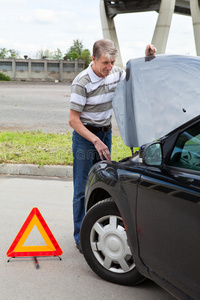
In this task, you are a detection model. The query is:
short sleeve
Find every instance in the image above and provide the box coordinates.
[70,83,87,112]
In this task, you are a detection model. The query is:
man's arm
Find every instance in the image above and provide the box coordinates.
[69,109,111,161]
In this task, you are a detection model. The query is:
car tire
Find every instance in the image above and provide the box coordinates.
[80,198,145,286]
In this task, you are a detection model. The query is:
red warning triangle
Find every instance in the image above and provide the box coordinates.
[7,207,63,257]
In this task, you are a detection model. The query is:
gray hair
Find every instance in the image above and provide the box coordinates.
[93,39,118,60]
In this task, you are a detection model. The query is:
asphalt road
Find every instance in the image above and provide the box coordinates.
[0,176,175,300]
[0,81,120,135]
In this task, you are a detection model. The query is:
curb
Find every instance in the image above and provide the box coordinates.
[0,163,73,178]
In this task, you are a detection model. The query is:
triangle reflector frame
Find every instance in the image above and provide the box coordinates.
[7,207,63,257]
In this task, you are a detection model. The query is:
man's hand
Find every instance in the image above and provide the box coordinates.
[69,109,111,161]
[94,139,111,161]
[145,44,157,56]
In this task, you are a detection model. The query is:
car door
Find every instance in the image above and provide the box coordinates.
[136,121,200,299]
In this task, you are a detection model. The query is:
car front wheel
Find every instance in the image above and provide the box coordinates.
[80,198,145,285]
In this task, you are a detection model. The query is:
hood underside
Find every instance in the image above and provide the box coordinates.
[113,55,200,147]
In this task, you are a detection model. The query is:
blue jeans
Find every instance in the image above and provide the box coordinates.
[72,129,112,245]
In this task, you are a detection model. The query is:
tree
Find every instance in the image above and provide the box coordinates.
[52,48,63,60]
[36,49,53,59]
[8,49,20,58]
[80,49,92,68]
[36,48,63,59]
[0,48,8,58]
[69,39,84,55]
[65,39,84,59]
[0,48,20,58]
[70,51,79,60]
[64,39,92,68]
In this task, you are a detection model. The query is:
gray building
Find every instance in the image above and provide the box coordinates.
[0,58,85,82]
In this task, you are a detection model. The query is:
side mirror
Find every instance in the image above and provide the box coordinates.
[143,143,162,166]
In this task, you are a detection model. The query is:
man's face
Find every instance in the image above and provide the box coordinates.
[92,54,116,78]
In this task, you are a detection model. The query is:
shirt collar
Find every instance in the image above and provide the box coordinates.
[88,62,104,83]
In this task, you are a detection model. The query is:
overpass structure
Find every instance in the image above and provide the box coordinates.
[100,0,200,67]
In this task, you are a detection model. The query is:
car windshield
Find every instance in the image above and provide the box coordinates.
[169,122,200,171]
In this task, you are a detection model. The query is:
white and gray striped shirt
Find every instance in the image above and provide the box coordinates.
[70,62,126,126]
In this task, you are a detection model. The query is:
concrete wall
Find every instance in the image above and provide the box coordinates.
[0,58,85,82]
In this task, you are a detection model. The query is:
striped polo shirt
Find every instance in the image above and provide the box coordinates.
[70,62,126,126]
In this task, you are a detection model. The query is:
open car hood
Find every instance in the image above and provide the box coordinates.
[113,55,200,147]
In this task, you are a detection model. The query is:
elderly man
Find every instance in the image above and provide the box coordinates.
[69,39,156,252]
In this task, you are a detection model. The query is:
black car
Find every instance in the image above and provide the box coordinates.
[80,55,200,300]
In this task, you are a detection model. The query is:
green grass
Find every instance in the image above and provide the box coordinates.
[0,131,136,166]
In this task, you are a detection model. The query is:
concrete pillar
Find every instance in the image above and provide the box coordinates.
[59,60,63,82]
[190,0,200,56]
[99,0,123,68]
[28,59,31,80]
[44,60,48,79]
[75,59,78,76]
[151,0,176,54]
[12,59,16,79]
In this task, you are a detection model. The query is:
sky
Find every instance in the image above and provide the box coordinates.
[0,0,197,66]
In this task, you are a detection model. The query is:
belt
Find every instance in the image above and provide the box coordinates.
[85,124,112,133]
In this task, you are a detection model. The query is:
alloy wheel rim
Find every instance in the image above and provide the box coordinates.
[90,215,135,274]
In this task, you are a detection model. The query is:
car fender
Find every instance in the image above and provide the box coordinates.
[85,164,151,278]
